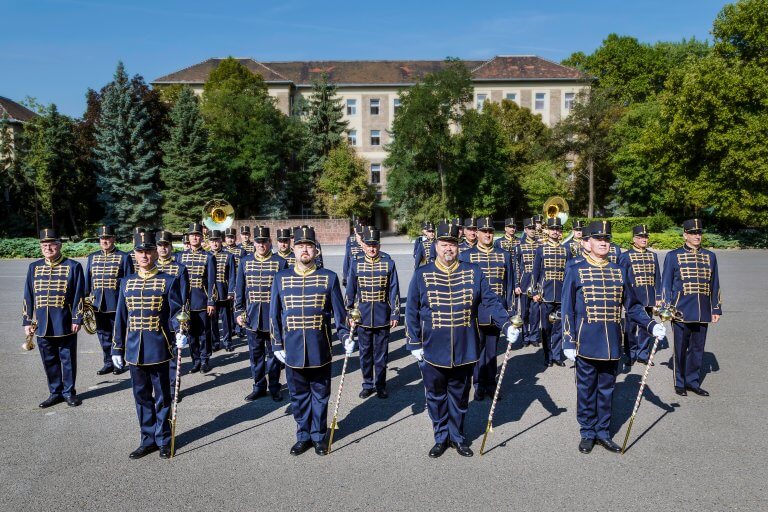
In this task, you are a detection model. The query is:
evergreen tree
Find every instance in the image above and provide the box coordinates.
[317,144,376,218]
[93,62,162,235]
[160,86,215,230]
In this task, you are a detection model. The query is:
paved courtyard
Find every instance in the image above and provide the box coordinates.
[0,246,765,511]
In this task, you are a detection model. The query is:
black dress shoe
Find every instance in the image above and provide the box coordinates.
[271,389,283,402]
[200,362,211,373]
[129,445,158,459]
[159,446,171,459]
[553,360,566,367]
[675,386,687,396]
[96,365,114,375]
[245,389,267,402]
[314,441,328,456]
[686,386,709,396]
[546,361,553,368]
[449,441,474,457]
[428,442,448,458]
[112,367,127,375]
[39,395,64,408]
[578,438,595,454]
[65,395,82,407]
[190,362,201,373]
[212,344,221,352]
[226,345,235,353]
[474,388,485,401]
[359,388,376,399]
[376,389,389,399]
[596,438,622,453]
[531,341,540,347]
[290,440,313,456]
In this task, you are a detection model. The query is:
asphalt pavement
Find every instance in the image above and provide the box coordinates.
[0,247,765,511]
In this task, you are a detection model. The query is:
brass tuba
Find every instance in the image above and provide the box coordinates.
[543,196,570,226]
[202,199,234,231]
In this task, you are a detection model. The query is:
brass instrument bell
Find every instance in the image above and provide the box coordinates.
[548,309,562,323]
[543,196,570,225]
[202,199,235,231]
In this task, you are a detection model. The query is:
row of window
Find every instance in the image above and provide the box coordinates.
[346,98,401,116]
[476,91,575,112]
[347,129,382,147]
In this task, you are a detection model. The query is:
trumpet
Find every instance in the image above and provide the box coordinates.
[22,321,38,351]
[548,309,562,323]
[82,295,97,335]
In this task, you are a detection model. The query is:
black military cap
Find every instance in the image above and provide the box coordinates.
[133,227,146,235]
[683,218,703,234]
[587,220,612,239]
[182,234,189,244]
[422,221,435,232]
[224,228,237,238]
[582,226,591,239]
[187,223,203,235]
[254,226,270,242]
[209,230,223,241]
[240,225,250,235]
[98,225,115,238]
[354,224,364,236]
[504,217,515,227]
[477,217,494,231]
[523,217,535,228]
[632,224,649,237]
[452,217,463,227]
[546,218,563,230]
[363,227,381,245]
[133,231,156,250]
[464,217,478,229]
[533,214,543,223]
[156,230,173,245]
[277,228,291,241]
[294,226,317,246]
[572,220,585,230]
[436,221,460,242]
[39,228,60,242]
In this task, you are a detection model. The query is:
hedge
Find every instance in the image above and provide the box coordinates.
[0,239,135,258]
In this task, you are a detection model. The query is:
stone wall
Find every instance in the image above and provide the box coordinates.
[230,218,351,245]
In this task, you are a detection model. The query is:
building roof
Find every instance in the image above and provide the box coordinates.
[152,56,586,86]
[0,96,37,123]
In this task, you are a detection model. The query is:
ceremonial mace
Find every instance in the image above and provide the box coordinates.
[328,307,361,453]
[620,304,679,454]
[170,309,190,458]
[480,313,525,455]
[22,321,38,351]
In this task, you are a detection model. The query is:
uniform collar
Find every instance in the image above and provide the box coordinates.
[463,240,477,248]
[293,264,317,277]
[546,239,560,247]
[683,243,700,254]
[504,234,516,241]
[278,249,292,258]
[632,244,647,253]
[477,242,494,254]
[585,254,609,268]
[138,266,160,279]
[435,259,459,274]
[44,255,64,267]
[158,256,174,265]
[101,246,116,255]
[189,246,204,253]
[254,251,272,262]
[364,254,381,264]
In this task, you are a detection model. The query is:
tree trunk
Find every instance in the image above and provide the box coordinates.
[68,204,80,238]
[437,159,446,203]
[587,158,594,219]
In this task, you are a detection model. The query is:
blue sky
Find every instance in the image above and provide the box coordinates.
[2,0,728,117]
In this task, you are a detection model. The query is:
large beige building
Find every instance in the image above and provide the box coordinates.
[153,56,588,229]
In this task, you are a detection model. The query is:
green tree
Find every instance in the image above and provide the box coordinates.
[712,0,768,64]
[518,160,571,214]
[316,144,376,218]
[93,62,162,234]
[160,86,215,230]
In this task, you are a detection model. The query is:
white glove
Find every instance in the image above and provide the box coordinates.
[505,325,520,343]
[344,336,355,355]
[411,349,424,362]
[175,332,188,349]
[564,349,576,362]
[274,350,286,364]
[112,355,124,370]
[652,324,667,339]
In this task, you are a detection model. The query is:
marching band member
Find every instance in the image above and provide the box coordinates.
[276,228,296,267]
[208,230,236,352]
[459,217,478,253]
[413,222,436,269]
[494,217,520,253]
[516,218,541,347]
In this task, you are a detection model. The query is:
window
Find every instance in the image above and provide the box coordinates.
[370,98,380,115]
[564,92,575,111]
[476,93,488,110]
[371,163,381,184]
[347,130,357,146]
[393,98,402,114]
[505,92,518,104]
[370,130,381,146]
[346,99,357,115]
[535,92,546,111]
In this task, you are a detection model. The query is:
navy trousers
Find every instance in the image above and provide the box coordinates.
[420,361,473,444]
[247,329,282,393]
[672,321,709,389]
[38,334,77,398]
[473,325,499,392]
[188,309,211,364]
[210,300,233,349]
[285,365,332,443]
[626,307,654,362]
[575,357,619,440]
[94,311,116,366]
[357,326,390,391]
[539,302,563,364]
[522,295,540,345]
[129,362,171,448]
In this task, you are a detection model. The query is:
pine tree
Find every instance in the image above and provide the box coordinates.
[93,62,162,235]
[160,86,215,230]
